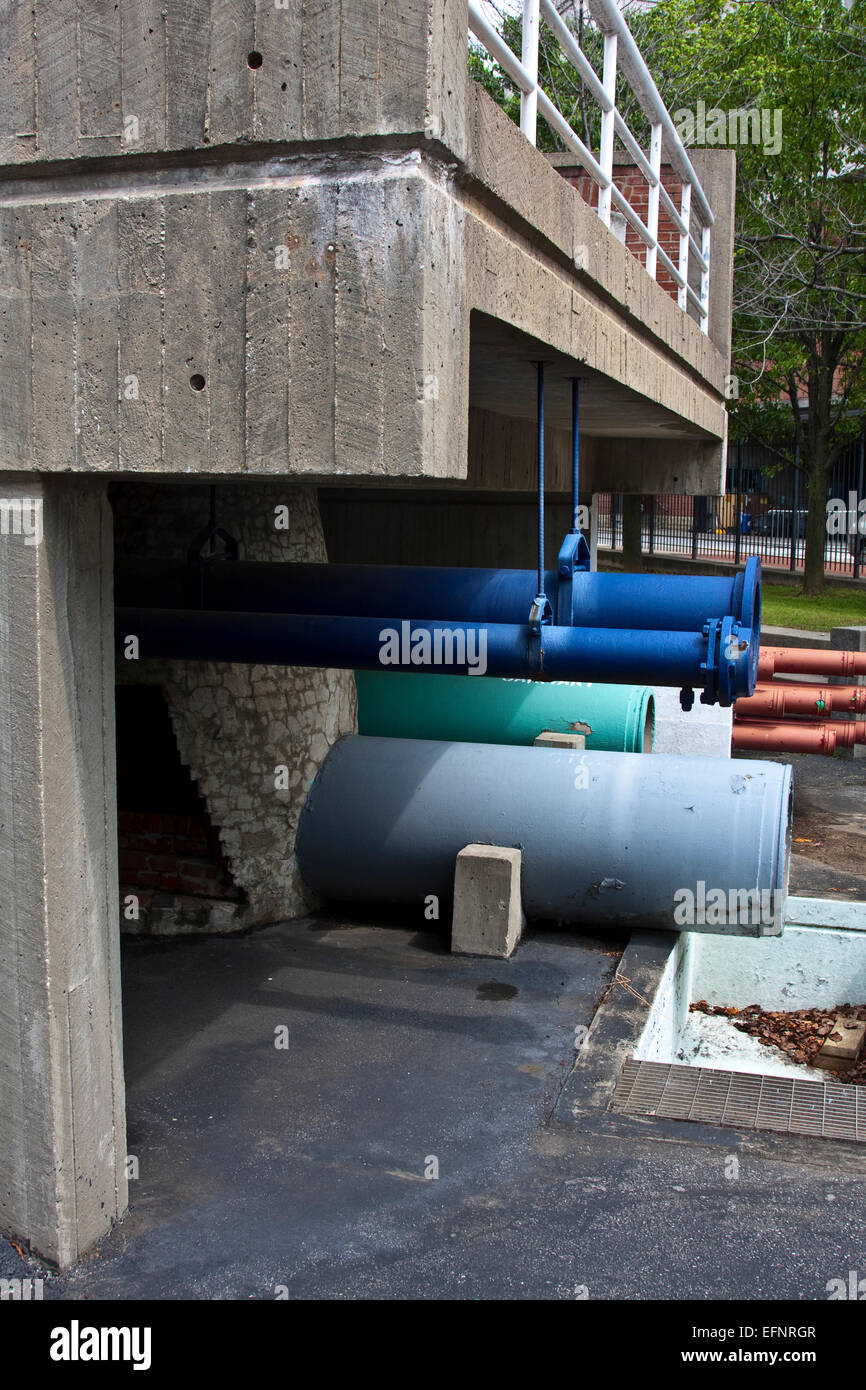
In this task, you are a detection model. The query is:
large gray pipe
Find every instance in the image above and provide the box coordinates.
[296,737,792,935]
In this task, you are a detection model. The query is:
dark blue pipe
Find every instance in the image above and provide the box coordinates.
[115,607,749,699]
[115,557,760,638]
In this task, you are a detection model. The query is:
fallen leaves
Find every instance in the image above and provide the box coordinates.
[690,999,866,1083]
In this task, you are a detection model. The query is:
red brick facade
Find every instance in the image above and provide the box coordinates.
[558,163,685,302]
[118,810,241,901]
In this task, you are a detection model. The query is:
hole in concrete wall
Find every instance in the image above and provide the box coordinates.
[189,373,206,392]
[115,686,244,931]
[247,50,263,69]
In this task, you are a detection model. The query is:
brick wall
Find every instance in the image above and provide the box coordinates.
[118,811,241,900]
[560,163,685,301]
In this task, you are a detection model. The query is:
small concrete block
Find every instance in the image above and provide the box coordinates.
[532,730,586,750]
[452,844,525,959]
[815,1015,866,1072]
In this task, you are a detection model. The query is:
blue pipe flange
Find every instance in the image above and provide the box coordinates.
[734,556,762,691]
[699,615,753,707]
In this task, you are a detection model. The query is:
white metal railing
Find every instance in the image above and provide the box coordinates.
[468,0,713,333]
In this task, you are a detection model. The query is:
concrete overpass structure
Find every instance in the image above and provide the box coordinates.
[0,0,735,1266]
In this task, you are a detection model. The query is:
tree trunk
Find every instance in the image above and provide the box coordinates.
[802,449,829,596]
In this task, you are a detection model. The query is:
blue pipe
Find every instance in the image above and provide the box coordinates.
[114,556,761,648]
[115,607,752,701]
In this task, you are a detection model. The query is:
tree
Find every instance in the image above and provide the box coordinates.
[470,0,866,593]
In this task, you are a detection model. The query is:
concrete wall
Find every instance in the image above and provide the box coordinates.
[652,688,733,759]
[321,487,578,569]
[114,482,357,931]
[0,0,469,163]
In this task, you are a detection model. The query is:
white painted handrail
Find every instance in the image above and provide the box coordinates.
[468,0,713,333]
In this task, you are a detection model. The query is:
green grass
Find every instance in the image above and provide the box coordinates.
[761,583,866,633]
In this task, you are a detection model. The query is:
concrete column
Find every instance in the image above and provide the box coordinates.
[688,149,736,366]
[831,626,866,761]
[0,475,126,1267]
[651,687,733,758]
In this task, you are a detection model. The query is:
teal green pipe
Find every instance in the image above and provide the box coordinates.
[354,672,654,753]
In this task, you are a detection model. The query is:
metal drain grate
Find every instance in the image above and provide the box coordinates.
[613,1060,866,1142]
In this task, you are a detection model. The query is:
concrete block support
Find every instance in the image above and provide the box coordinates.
[452,844,525,959]
[533,732,586,750]
[0,475,126,1267]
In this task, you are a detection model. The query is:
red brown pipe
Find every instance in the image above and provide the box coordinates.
[757,646,866,681]
[732,718,866,755]
[735,683,866,719]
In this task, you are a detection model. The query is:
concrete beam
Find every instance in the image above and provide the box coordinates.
[785,897,866,931]
[0,0,468,166]
[0,160,467,480]
[0,475,126,1267]
[0,3,727,492]
[467,86,728,396]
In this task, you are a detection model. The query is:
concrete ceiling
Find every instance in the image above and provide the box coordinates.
[468,314,716,441]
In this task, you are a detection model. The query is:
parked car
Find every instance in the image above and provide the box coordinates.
[752,508,807,539]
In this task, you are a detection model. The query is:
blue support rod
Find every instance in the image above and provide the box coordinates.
[571,378,580,533]
[536,361,545,603]
[115,606,743,696]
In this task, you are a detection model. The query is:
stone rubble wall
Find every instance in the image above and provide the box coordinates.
[113,481,356,930]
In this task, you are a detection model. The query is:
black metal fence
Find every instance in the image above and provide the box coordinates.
[598,435,866,576]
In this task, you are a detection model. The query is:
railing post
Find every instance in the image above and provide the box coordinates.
[691,496,698,560]
[520,0,540,145]
[648,494,656,555]
[597,31,617,227]
[645,122,662,280]
[734,488,742,567]
[700,222,711,334]
[789,467,798,572]
[678,181,692,313]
